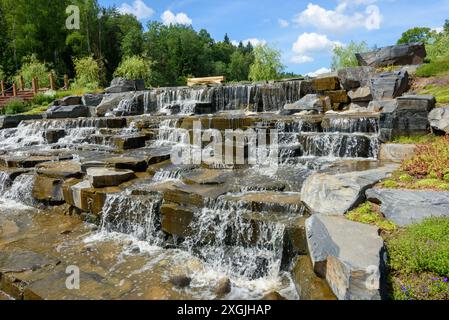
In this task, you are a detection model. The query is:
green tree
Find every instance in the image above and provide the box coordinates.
[444,19,449,34]
[17,55,51,88]
[331,41,368,70]
[114,55,152,86]
[397,27,434,44]
[228,51,253,81]
[248,45,284,81]
[73,56,100,90]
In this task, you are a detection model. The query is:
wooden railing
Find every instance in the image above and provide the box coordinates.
[0,73,71,108]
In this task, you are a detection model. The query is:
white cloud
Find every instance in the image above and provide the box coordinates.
[306,67,332,77]
[119,0,154,20]
[291,55,314,64]
[278,19,290,28]
[161,10,193,26]
[293,2,382,33]
[291,33,342,64]
[432,26,444,33]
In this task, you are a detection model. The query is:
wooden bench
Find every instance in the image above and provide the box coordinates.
[187,76,225,86]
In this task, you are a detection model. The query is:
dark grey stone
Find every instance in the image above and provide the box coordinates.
[337,67,375,90]
[356,43,427,68]
[370,70,410,100]
[46,105,89,119]
[82,94,104,107]
[366,189,449,227]
[105,78,145,94]
[306,215,385,300]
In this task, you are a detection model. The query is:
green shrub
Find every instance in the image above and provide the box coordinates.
[402,136,449,179]
[390,272,449,300]
[114,55,152,86]
[399,174,414,183]
[387,217,449,276]
[31,93,55,106]
[0,65,5,81]
[331,41,368,70]
[2,98,30,115]
[415,57,449,77]
[16,54,51,88]
[392,135,438,144]
[73,56,100,90]
[347,202,397,232]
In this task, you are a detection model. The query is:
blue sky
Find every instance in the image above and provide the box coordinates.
[99,0,449,76]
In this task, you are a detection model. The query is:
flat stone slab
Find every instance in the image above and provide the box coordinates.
[0,251,60,273]
[36,161,82,178]
[366,188,449,226]
[301,165,398,216]
[379,144,416,163]
[306,215,385,300]
[86,168,135,188]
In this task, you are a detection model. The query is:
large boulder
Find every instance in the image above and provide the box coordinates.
[283,94,324,114]
[82,94,104,107]
[348,86,372,102]
[306,215,386,300]
[366,189,449,227]
[301,165,398,216]
[379,95,435,141]
[370,70,409,100]
[356,43,426,68]
[86,168,135,188]
[105,78,145,94]
[46,105,89,119]
[428,107,449,134]
[54,95,82,106]
[337,67,375,90]
[95,92,135,116]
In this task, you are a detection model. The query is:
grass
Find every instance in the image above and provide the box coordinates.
[380,173,449,191]
[419,84,449,104]
[346,202,397,232]
[391,134,439,144]
[386,217,449,300]
[415,57,449,78]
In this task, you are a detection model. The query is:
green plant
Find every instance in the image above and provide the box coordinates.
[382,179,400,189]
[0,65,5,81]
[392,135,438,144]
[387,217,449,276]
[73,56,100,90]
[416,57,449,77]
[347,202,397,232]
[418,84,449,104]
[399,174,414,183]
[114,55,152,86]
[402,136,449,179]
[390,272,449,300]
[16,54,52,88]
[249,45,284,81]
[2,98,30,115]
[331,41,368,70]
[31,93,55,106]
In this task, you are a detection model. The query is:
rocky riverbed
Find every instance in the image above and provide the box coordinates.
[1,45,448,300]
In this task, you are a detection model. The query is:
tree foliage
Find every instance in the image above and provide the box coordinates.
[397,27,434,45]
[73,56,99,90]
[114,56,152,86]
[331,41,368,71]
[248,45,284,81]
[17,55,51,88]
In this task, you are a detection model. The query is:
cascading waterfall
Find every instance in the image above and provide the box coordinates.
[3,174,36,207]
[183,196,286,282]
[99,191,164,246]
[152,119,181,146]
[0,171,12,193]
